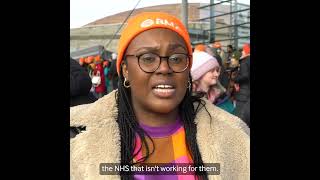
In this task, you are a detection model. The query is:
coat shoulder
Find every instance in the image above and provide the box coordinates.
[70,90,118,128]
[195,98,250,179]
[196,97,249,135]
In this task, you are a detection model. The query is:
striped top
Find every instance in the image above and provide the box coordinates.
[133,117,197,180]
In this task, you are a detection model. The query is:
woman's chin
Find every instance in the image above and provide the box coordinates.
[210,80,217,85]
[148,101,177,114]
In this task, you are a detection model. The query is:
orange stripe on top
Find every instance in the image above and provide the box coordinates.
[172,127,193,162]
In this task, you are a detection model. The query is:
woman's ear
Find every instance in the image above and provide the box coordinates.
[122,62,129,79]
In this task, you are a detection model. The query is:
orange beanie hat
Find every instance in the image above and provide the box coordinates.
[194,44,206,52]
[86,56,94,64]
[95,55,101,62]
[243,43,250,55]
[79,57,85,63]
[213,42,221,49]
[116,12,193,75]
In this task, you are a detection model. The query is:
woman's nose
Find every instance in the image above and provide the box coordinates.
[155,58,173,74]
[213,70,220,76]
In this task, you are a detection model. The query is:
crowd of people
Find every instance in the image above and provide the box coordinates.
[70,12,249,180]
[70,42,250,127]
[191,42,250,127]
[70,53,119,104]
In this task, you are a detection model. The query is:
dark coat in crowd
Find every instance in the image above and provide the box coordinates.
[108,59,119,90]
[240,99,250,127]
[211,48,223,67]
[70,58,97,107]
[219,67,230,90]
[234,56,250,101]
[70,57,97,138]
[234,56,250,127]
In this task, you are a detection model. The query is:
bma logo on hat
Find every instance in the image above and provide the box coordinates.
[140,19,154,28]
[156,18,180,30]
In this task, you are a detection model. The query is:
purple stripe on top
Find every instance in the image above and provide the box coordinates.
[139,117,183,138]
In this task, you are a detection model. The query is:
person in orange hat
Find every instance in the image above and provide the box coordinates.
[212,41,226,63]
[79,57,85,66]
[233,43,250,127]
[90,55,106,98]
[70,12,249,180]
[212,42,221,49]
[241,43,250,59]
[94,55,101,63]
[70,57,97,108]
[92,56,106,98]
[85,56,94,64]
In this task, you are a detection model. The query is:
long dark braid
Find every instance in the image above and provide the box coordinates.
[116,68,209,179]
[116,70,155,179]
[179,74,209,180]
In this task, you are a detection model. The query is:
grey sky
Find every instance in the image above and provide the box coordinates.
[70,0,250,29]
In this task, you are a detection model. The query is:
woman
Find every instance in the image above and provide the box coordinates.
[191,51,235,114]
[70,12,249,180]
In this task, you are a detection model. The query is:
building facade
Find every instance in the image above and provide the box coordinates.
[70,3,250,54]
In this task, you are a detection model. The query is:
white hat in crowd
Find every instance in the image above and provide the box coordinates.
[191,51,220,81]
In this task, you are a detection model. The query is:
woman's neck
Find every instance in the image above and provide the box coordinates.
[133,105,179,127]
[198,81,210,93]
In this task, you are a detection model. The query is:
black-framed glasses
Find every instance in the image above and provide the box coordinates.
[125,53,190,73]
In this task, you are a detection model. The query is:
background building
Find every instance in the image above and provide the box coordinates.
[70,2,250,55]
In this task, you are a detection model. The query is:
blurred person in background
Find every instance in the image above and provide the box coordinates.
[103,60,112,94]
[70,57,97,107]
[191,51,235,114]
[108,53,119,90]
[92,55,106,98]
[234,43,250,127]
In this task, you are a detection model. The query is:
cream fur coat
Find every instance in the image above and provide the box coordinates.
[70,90,250,180]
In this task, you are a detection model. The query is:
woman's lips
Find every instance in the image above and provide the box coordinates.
[152,88,176,98]
[152,85,176,98]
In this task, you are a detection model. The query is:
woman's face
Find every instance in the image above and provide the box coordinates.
[200,67,220,87]
[122,28,190,114]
